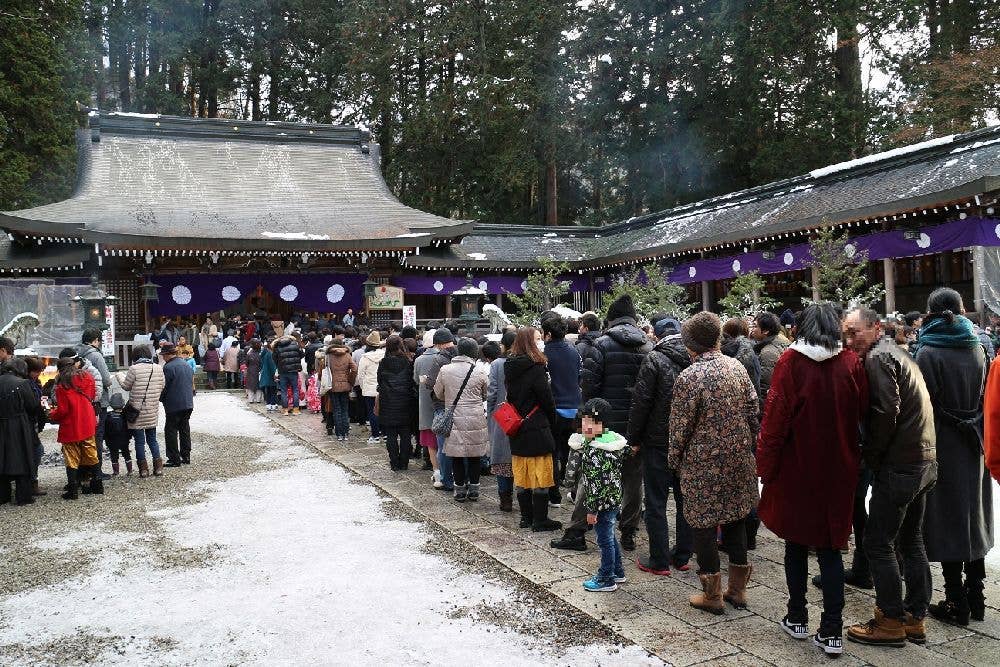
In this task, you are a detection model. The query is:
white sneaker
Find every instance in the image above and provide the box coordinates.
[367,436,380,444]
[432,471,444,489]
[781,616,809,640]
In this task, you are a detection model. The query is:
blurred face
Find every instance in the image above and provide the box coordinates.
[581,415,604,439]
[843,311,881,357]
[178,336,186,346]
[749,319,763,341]
[534,329,544,351]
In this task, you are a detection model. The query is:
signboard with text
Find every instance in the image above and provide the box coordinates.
[402,305,416,327]
[101,305,116,356]
[368,285,405,310]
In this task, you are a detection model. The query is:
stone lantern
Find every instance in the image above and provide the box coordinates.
[452,274,485,324]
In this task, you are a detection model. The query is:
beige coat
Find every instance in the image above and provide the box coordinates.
[222,346,240,373]
[357,348,386,397]
[433,356,489,457]
[121,361,166,429]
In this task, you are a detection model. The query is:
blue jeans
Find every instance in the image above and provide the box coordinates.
[595,509,624,581]
[132,427,161,461]
[331,391,350,437]
[497,474,513,495]
[278,372,299,408]
[364,396,381,437]
[435,424,453,490]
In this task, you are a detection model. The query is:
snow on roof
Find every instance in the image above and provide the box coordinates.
[261,232,331,240]
[809,134,957,178]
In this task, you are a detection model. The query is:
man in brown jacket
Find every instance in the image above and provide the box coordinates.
[843,308,938,648]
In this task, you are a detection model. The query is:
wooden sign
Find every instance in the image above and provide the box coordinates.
[368,285,404,310]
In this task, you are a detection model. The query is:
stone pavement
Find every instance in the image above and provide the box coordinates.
[263,408,1000,666]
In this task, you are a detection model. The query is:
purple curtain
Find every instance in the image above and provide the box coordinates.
[150,273,366,316]
[394,274,587,294]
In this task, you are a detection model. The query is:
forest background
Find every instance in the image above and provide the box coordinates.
[2,0,998,227]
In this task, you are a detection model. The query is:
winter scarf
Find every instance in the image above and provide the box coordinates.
[916,314,980,353]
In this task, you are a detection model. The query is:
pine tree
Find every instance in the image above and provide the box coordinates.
[804,227,884,308]
[719,273,780,319]
[601,264,694,321]
[504,259,573,326]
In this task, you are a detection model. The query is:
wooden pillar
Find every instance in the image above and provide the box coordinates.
[444,294,453,320]
[494,293,502,307]
[701,280,711,312]
[883,258,896,314]
[811,266,821,302]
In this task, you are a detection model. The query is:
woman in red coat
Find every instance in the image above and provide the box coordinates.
[48,357,99,500]
[756,303,868,656]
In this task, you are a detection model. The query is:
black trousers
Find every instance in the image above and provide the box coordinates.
[0,475,32,504]
[384,427,412,469]
[641,446,693,567]
[850,466,873,576]
[693,518,747,574]
[551,415,575,484]
[451,456,482,486]
[786,542,845,635]
[941,559,986,601]
[225,371,239,388]
[164,409,193,463]
[865,461,937,620]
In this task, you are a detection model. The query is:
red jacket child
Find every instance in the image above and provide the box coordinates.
[49,371,98,443]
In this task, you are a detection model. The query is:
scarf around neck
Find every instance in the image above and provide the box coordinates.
[916,314,979,353]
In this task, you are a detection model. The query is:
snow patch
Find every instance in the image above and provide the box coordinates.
[810,134,956,178]
[467,252,488,260]
[261,232,331,240]
[395,232,432,238]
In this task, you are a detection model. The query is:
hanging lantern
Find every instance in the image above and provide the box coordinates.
[140,279,161,302]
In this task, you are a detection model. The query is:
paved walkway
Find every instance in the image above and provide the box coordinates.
[265,409,1000,666]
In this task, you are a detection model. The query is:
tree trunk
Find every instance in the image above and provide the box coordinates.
[832,0,864,158]
[545,159,558,226]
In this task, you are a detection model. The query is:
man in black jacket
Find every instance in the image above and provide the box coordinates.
[627,319,692,574]
[274,334,305,416]
[575,313,603,401]
[551,295,653,552]
[844,308,938,648]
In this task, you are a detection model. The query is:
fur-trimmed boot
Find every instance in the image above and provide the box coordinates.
[690,572,725,615]
[138,459,150,478]
[723,564,752,610]
[153,457,164,477]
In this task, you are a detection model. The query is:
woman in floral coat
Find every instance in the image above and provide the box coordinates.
[669,311,760,615]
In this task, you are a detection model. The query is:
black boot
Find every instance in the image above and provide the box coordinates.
[620,529,636,551]
[516,489,533,528]
[745,515,760,550]
[82,465,104,495]
[550,531,587,551]
[531,490,562,532]
[930,563,971,626]
[14,476,34,505]
[965,559,986,622]
[0,478,11,505]
[62,468,79,500]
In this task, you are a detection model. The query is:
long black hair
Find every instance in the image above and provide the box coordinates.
[796,303,843,352]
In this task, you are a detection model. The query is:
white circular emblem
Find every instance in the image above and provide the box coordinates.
[326,284,345,304]
[688,266,697,278]
[732,259,741,273]
[279,284,298,302]
[783,252,794,266]
[478,280,488,291]
[917,233,931,249]
[221,286,241,302]
[520,280,528,290]
[844,243,857,259]
[995,223,1000,239]
[172,285,192,305]
[433,280,444,292]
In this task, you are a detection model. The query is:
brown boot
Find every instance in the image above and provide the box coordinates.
[902,612,926,645]
[690,573,725,615]
[723,563,752,610]
[125,460,134,476]
[282,408,289,416]
[153,457,164,477]
[32,481,47,496]
[112,462,120,476]
[138,459,150,478]
[847,607,906,647]
[292,407,301,415]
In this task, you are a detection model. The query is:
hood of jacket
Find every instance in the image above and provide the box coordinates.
[568,430,628,452]
[605,317,647,348]
[328,345,349,356]
[654,335,691,368]
[721,334,753,357]
[754,333,790,354]
[789,340,842,362]
[362,348,386,362]
[505,354,542,382]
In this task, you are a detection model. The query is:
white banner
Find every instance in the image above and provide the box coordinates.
[101,305,116,357]
[402,305,416,327]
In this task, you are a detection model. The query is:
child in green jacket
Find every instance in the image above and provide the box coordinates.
[571,398,629,592]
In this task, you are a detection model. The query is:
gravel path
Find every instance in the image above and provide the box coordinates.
[0,393,656,666]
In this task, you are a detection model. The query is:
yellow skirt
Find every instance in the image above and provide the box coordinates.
[512,455,555,490]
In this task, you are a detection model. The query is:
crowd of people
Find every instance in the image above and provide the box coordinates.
[2,287,999,659]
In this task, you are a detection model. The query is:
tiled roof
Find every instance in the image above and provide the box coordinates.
[411,124,1000,269]
[0,236,90,273]
[0,113,472,250]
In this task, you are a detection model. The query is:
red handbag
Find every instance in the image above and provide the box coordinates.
[492,402,539,437]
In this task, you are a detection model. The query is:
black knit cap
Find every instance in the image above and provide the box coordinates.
[681,311,722,354]
[605,294,637,323]
[581,397,613,421]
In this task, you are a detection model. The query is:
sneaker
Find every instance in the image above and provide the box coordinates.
[671,559,691,572]
[432,471,444,489]
[367,436,380,444]
[548,500,562,508]
[781,616,809,640]
[582,575,618,592]
[613,572,627,583]
[636,557,671,576]
[549,534,587,551]
[813,632,844,656]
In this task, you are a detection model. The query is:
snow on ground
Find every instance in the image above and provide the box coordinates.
[0,393,656,666]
